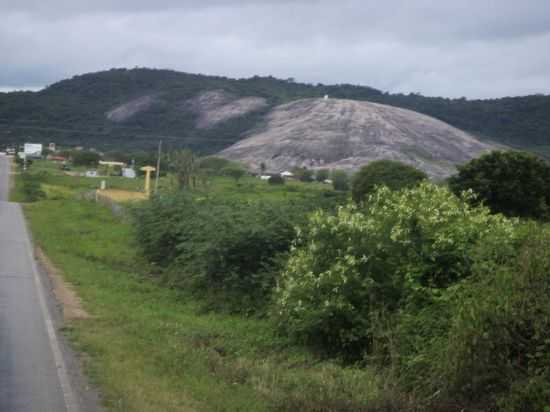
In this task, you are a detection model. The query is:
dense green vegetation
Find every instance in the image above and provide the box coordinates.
[351,160,427,203]
[71,150,101,166]
[131,166,550,410]
[133,194,343,313]
[449,150,550,219]
[275,184,550,409]
[26,198,385,412]
[1,68,549,155]
[16,156,550,411]
[20,160,389,412]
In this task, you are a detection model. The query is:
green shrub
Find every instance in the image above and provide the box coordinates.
[21,173,46,202]
[429,226,550,408]
[292,167,314,182]
[72,150,101,167]
[274,182,517,359]
[331,170,349,191]
[449,150,550,219]
[268,175,285,185]
[133,194,324,313]
[315,169,330,182]
[351,160,427,203]
[222,165,247,182]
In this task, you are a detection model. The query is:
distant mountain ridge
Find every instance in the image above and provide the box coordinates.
[0,68,549,156]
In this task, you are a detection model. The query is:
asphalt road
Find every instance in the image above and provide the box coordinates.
[0,155,77,412]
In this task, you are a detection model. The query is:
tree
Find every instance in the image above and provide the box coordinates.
[449,150,550,219]
[198,156,231,175]
[292,167,314,182]
[351,160,426,203]
[223,165,246,182]
[260,162,267,174]
[315,169,330,182]
[331,170,349,191]
[72,151,101,167]
[170,149,198,189]
[268,175,285,185]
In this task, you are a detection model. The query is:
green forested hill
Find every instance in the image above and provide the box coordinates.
[1,68,549,155]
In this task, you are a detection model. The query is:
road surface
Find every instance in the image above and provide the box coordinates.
[0,155,77,411]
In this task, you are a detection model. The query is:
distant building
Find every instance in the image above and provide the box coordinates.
[48,142,56,152]
[281,171,294,178]
[122,168,136,179]
[47,155,67,162]
[324,95,329,100]
[85,170,98,178]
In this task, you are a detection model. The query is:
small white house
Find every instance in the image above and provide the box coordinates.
[281,171,294,178]
[85,170,98,178]
[260,175,271,181]
[323,179,333,185]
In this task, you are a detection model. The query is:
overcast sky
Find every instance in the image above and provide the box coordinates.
[2,0,550,98]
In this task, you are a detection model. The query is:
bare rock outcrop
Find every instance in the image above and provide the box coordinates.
[219,98,497,179]
[106,95,158,122]
[184,90,267,129]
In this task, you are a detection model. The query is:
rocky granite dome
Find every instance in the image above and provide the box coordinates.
[219,98,497,179]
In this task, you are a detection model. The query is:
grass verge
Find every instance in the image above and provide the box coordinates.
[25,198,383,412]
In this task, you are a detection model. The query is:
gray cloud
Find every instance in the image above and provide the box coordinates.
[1,0,550,98]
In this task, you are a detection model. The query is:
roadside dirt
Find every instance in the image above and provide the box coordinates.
[35,246,91,321]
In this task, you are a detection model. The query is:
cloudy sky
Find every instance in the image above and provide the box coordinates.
[2,0,550,98]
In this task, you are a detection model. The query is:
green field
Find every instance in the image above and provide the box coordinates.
[17,161,385,412]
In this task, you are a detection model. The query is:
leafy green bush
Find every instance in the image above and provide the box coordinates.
[274,182,517,358]
[268,175,285,185]
[331,170,349,191]
[351,160,426,203]
[222,165,247,182]
[292,167,314,182]
[315,169,330,182]
[198,156,233,175]
[429,225,550,409]
[72,150,101,167]
[449,150,550,219]
[21,173,46,202]
[133,194,328,312]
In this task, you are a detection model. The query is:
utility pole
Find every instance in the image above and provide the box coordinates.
[154,140,162,194]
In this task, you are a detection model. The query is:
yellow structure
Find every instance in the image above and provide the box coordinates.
[140,166,156,197]
[99,160,126,167]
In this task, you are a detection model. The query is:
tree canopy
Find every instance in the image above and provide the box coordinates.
[351,160,427,203]
[449,150,550,219]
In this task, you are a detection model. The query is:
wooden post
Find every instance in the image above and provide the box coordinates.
[140,166,156,197]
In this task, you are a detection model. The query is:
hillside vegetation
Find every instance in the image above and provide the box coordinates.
[1,68,549,155]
